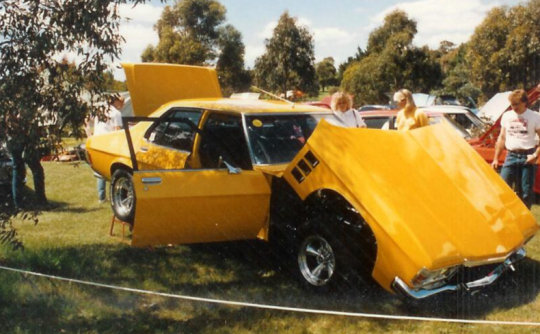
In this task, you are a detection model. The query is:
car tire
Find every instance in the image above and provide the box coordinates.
[110,168,135,224]
[296,222,343,289]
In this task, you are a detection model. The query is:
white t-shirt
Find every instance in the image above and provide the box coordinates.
[501,108,540,150]
[94,106,122,136]
[327,109,366,128]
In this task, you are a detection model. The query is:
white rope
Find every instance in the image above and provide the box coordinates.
[1,264,539,327]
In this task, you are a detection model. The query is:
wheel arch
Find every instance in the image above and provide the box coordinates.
[301,188,378,276]
[110,162,133,177]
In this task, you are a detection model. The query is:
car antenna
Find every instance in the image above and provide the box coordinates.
[251,86,295,108]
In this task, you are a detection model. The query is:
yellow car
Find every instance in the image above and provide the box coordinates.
[86,63,538,299]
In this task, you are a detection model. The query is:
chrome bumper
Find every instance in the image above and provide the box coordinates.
[392,248,526,299]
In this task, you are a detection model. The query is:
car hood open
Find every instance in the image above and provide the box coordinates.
[122,63,222,117]
[284,121,538,271]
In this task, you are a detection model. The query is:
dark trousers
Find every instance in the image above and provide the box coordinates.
[9,140,46,207]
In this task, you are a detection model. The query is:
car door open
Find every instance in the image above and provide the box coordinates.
[122,115,272,247]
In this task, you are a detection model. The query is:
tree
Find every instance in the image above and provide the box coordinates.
[337,46,365,83]
[216,25,251,96]
[253,11,318,97]
[468,1,540,99]
[142,0,248,95]
[316,57,338,91]
[142,0,226,65]
[341,10,442,105]
[0,0,154,247]
[433,43,481,105]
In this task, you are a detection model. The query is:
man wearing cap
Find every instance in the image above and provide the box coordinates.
[492,89,540,209]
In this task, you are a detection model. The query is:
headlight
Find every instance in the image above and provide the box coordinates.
[411,266,459,290]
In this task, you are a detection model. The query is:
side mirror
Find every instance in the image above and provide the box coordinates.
[218,156,241,174]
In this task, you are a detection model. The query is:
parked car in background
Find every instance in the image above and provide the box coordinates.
[357,105,393,112]
[360,109,473,139]
[419,106,485,135]
[85,63,538,299]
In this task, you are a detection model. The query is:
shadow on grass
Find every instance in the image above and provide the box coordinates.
[2,238,539,325]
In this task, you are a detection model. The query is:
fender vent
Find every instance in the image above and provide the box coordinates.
[292,150,319,183]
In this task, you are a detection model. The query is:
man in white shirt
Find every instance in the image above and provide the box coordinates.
[492,89,540,209]
[88,96,124,203]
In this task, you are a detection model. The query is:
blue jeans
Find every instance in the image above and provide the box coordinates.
[8,140,46,207]
[500,151,536,209]
[97,177,107,201]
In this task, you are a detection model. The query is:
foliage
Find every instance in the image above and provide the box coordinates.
[253,11,318,97]
[432,43,482,106]
[142,0,248,95]
[0,0,155,246]
[216,25,251,96]
[337,46,365,83]
[341,10,442,105]
[103,72,127,92]
[316,57,338,91]
[142,0,226,65]
[468,0,540,99]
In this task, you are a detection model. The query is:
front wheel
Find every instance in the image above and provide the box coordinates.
[110,168,135,223]
[298,234,337,287]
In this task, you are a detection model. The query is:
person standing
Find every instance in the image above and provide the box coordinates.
[492,89,540,209]
[328,91,366,128]
[394,89,428,131]
[5,112,47,208]
[88,96,124,203]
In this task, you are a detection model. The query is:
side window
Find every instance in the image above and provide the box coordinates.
[198,113,252,170]
[147,110,202,152]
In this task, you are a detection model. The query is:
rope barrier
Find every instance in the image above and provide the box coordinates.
[1,264,539,327]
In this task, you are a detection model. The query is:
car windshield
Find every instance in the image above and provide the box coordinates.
[245,113,331,165]
[431,114,471,139]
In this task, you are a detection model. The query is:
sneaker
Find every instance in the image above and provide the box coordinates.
[98,199,107,204]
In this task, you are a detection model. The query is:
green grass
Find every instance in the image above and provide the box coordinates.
[1,162,540,333]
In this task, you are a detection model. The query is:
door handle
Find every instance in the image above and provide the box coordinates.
[140,146,149,153]
[142,177,161,185]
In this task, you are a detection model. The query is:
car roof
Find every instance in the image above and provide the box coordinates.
[419,106,472,114]
[359,109,448,117]
[151,98,332,117]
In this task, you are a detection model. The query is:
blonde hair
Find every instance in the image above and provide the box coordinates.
[330,91,352,111]
[393,89,416,111]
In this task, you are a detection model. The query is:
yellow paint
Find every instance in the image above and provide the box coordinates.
[283,120,538,291]
[136,142,189,170]
[122,63,222,116]
[131,169,271,247]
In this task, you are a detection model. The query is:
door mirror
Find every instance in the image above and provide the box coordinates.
[218,156,241,174]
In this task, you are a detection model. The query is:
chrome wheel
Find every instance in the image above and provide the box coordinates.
[113,176,133,216]
[298,235,336,286]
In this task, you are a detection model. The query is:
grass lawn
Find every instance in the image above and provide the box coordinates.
[1,162,540,333]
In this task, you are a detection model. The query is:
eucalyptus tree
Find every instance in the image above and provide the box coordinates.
[253,11,318,97]
[0,0,157,247]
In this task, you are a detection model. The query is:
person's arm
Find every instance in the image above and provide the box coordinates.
[492,127,506,169]
[354,110,367,128]
[526,128,540,164]
[418,110,429,127]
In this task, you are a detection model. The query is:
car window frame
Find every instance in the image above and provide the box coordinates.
[197,111,253,170]
[142,108,203,154]
[242,111,334,166]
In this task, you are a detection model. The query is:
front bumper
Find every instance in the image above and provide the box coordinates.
[392,248,526,299]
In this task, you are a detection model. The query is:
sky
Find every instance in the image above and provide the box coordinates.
[112,0,523,80]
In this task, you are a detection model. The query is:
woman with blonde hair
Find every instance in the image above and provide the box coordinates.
[328,91,366,128]
[394,89,428,130]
